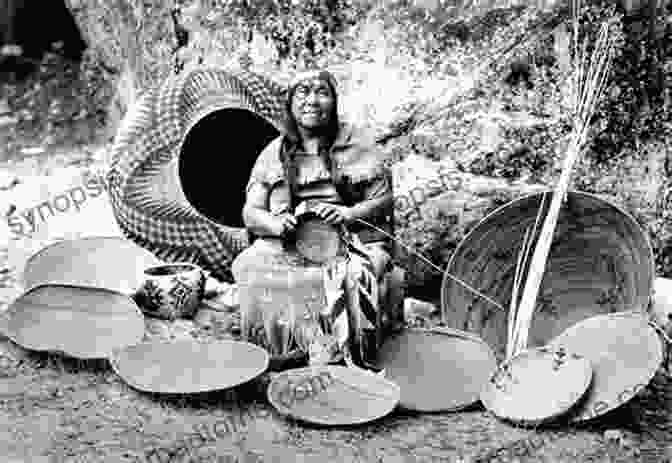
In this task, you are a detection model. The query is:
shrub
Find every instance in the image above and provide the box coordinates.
[177,0,369,70]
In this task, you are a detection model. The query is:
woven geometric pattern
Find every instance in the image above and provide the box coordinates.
[106,67,286,281]
[441,190,655,360]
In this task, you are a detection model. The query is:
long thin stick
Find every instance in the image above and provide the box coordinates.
[506,192,547,358]
[520,192,548,283]
[509,19,614,357]
[507,226,531,357]
[353,218,506,312]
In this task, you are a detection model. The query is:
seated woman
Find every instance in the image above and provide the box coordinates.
[231,69,401,369]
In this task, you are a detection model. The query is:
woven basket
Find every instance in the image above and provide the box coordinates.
[441,190,655,360]
[293,214,343,264]
[547,311,664,423]
[109,338,270,394]
[106,66,286,281]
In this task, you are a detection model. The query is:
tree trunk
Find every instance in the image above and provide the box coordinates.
[0,0,19,46]
[63,0,175,88]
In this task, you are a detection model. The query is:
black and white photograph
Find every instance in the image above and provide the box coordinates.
[0,0,670,461]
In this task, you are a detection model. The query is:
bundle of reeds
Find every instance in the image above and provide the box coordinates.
[506,0,617,360]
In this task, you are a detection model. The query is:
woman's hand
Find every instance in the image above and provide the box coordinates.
[272,213,298,237]
[313,203,354,225]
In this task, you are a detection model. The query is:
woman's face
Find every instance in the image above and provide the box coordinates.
[290,78,335,131]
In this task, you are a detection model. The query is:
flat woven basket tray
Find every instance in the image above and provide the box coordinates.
[2,285,145,359]
[22,236,162,295]
[480,346,593,426]
[547,311,665,422]
[375,327,497,412]
[267,365,400,426]
[110,338,270,394]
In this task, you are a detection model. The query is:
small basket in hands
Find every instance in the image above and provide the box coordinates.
[288,201,345,265]
[243,201,382,372]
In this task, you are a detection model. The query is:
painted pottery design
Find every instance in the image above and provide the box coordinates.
[135,263,206,320]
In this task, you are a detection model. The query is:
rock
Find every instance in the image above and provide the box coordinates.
[604,429,623,442]
[193,307,217,328]
[652,277,672,329]
[92,146,112,164]
[0,171,19,190]
[403,297,438,320]
[1,198,15,221]
[144,318,173,340]
[392,157,545,290]
[0,288,22,308]
[0,115,18,128]
[171,319,197,339]
[0,349,21,377]
[204,278,234,297]
[20,147,46,156]
[144,317,198,340]
[202,283,239,312]
[603,429,636,449]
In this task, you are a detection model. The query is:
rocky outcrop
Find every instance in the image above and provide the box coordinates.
[390,154,547,293]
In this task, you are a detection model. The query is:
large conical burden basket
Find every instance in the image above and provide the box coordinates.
[441,190,655,360]
[106,67,286,281]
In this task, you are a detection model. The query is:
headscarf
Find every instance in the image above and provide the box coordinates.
[280,69,341,211]
[287,70,338,97]
[282,69,340,144]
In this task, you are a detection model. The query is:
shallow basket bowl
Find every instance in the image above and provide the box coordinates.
[440,190,655,360]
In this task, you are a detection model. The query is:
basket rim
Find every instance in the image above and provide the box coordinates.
[126,76,283,228]
[22,236,161,289]
[5,284,145,360]
[109,337,270,394]
[547,310,665,422]
[376,326,498,412]
[440,189,655,319]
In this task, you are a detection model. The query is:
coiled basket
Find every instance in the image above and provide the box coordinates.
[106,66,286,281]
[440,190,655,360]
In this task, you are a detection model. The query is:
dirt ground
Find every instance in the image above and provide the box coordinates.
[0,144,669,463]
[0,73,670,463]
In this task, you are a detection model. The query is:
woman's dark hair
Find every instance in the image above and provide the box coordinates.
[279,76,340,211]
